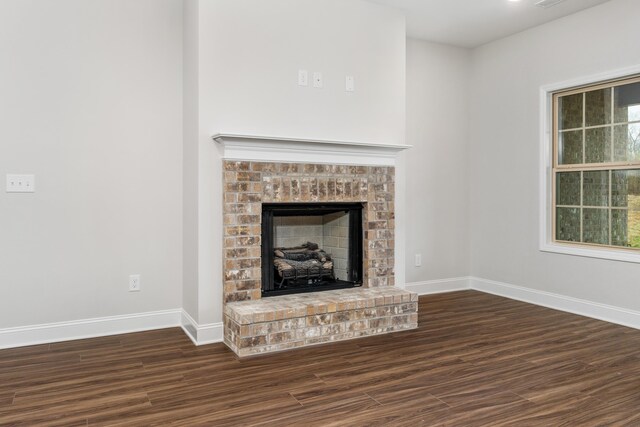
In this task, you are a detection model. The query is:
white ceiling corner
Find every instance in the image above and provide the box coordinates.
[366,0,611,48]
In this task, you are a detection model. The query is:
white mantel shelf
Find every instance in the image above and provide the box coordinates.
[212,133,411,166]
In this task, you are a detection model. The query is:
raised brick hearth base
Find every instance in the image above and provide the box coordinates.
[224,287,418,357]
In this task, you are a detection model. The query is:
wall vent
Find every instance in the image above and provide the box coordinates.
[534,0,567,8]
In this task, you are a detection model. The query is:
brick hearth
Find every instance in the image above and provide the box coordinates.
[224,287,418,356]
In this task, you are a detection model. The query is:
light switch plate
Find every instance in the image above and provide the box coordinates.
[415,253,422,267]
[345,75,355,92]
[6,174,35,193]
[298,69,308,86]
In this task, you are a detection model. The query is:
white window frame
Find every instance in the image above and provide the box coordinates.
[540,64,640,263]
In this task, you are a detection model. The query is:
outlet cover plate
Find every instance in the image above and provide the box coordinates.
[129,274,141,292]
[6,174,35,193]
[313,71,323,88]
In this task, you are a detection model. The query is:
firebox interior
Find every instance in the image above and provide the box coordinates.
[261,203,364,296]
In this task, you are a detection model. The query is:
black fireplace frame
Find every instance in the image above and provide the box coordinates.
[261,202,363,297]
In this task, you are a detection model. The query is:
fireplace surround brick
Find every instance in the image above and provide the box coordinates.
[222,160,417,356]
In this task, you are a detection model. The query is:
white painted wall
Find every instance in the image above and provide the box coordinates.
[201,0,406,145]
[0,0,183,328]
[183,0,200,323]
[405,39,471,283]
[184,0,407,326]
[469,0,640,311]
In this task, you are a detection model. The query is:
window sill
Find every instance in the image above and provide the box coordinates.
[540,241,640,264]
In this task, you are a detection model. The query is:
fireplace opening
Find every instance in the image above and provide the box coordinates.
[261,203,363,297]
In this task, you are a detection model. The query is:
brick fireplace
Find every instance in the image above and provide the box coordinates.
[217,135,417,357]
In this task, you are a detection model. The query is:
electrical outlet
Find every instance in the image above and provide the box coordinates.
[6,174,35,193]
[313,71,323,88]
[415,254,422,267]
[129,274,141,292]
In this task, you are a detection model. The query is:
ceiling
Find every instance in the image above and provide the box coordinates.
[367,0,611,48]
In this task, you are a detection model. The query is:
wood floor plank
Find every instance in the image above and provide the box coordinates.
[47,335,122,354]
[0,344,50,361]
[1,290,639,426]
[0,361,144,396]
[11,372,184,408]
[438,391,535,427]
[250,393,381,427]
[491,392,600,426]
[93,392,303,427]
[0,392,151,426]
[365,386,448,409]
[0,350,80,371]
[0,392,14,407]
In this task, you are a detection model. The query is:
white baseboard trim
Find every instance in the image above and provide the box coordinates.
[4,276,638,350]
[405,277,471,295]
[0,309,182,350]
[181,310,224,346]
[471,277,640,330]
[408,275,640,330]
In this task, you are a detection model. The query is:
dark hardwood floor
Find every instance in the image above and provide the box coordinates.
[2,290,640,426]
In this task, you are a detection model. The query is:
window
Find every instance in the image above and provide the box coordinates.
[553,76,640,250]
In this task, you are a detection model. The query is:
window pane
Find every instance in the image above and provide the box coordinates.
[613,123,640,162]
[556,207,580,242]
[585,127,611,163]
[614,81,640,123]
[611,169,640,207]
[558,130,582,165]
[583,171,609,206]
[585,88,612,127]
[611,209,640,249]
[559,93,583,130]
[611,209,629,247]
[629,210,640,248]
[556,172,581,206]
[583,208,609,245]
